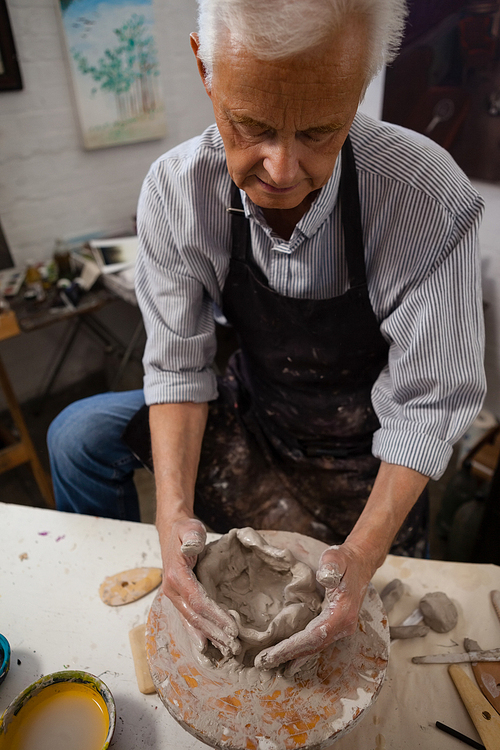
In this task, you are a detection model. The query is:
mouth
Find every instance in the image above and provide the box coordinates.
[255,176,300,195]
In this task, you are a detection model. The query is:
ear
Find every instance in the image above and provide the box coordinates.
[190,32,212,97]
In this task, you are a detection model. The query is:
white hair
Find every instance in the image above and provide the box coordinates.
[197,0,407,89]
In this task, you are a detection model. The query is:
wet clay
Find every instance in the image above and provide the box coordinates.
[389,625,430,640]
[419,592,458,633]
[146,530,390,750]
[195,528,322,664]
[380,579,404,614]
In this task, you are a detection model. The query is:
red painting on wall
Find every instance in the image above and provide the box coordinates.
[382,0,500,182]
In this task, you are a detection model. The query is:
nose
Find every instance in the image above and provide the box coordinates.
[262,137,300,187]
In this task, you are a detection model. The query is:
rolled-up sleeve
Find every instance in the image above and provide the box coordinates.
[135,163,220,406]
[372,196,486,480]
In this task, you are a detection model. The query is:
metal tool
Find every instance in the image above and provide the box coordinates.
[413,649,500,664]
[401,607,424,626]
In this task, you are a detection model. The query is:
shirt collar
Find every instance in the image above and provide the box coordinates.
[239,155,342,240]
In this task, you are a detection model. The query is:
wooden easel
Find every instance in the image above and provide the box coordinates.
[0,309,55,507]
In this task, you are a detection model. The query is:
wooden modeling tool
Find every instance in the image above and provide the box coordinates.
[449,664,500,750]
[129,624,156,694]
[99,567,162,606]
[465,639,500,715]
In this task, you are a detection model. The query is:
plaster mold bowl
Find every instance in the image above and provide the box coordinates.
[146,529,389,750]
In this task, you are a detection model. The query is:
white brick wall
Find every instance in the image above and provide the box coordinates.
[0,0,214,408]
[1,0,213,261]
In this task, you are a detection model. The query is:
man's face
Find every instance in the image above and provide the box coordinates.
[192,22,368,211]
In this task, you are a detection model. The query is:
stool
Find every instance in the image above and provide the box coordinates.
[0,310,55,508]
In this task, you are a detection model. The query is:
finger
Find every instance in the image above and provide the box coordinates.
[316,562,343,589]
[183,620,207,653]
[188,579,240,639]
[283,653,320,678]
[180,526,206,557]
[176,597,241,657]
[171,569,241,653]
[255,611,332,670]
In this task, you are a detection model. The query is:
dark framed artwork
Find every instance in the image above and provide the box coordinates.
[383,1,500,182]
[0,219,14,270]
[0,0,23,91]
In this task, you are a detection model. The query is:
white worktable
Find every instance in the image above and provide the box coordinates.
[1,502,499,750]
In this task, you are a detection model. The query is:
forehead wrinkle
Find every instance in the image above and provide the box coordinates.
[227,81,359,112]
[224,85,357,133]
[223,62,365,104]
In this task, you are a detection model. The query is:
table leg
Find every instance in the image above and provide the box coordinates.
[36,318,83,405]
[0,353,55,508]
[110,319,144,391]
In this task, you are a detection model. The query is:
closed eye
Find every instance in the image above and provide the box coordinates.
[301,127,341,142]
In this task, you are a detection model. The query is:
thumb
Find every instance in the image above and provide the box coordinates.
[179,519,207,561]
[316,546,344,589]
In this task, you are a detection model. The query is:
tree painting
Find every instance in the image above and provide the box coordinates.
[58,0,166,149]
[73,15,160,121]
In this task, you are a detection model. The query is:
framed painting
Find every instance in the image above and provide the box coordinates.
[0,0,23,91]
[382,0,500,182]
[57,0,167,150]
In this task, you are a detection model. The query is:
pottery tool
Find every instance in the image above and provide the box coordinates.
[146,530,389,750]
[415,591,500,666]
[413,649,500,664]
[435,721,485,750]
[465,639,500,714]
[129,625,156,695]
[99,567,162,606]
[462,590,500,714]
[448,664,500,750]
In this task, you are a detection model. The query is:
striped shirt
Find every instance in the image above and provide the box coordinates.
[136,111,486,480]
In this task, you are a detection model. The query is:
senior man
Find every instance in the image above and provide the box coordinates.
[48,0,485,668]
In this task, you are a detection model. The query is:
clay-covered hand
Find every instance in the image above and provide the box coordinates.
[254,543,371,671]
[161,517,241,658]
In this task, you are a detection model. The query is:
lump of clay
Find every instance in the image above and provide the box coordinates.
[389,624,430,640]
[196,528,323,661]
[419,592,458,633]
[380,579,404,614]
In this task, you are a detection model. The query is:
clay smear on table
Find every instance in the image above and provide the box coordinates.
[146,529,389,750]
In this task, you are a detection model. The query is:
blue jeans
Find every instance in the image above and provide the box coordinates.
[47,390,146,521]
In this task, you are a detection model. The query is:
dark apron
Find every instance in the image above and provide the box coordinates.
[125,137,428,556]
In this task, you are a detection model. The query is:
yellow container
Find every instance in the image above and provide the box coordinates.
[0,670,115,750]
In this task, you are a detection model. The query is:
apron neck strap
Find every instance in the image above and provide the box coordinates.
[340,135,366,288]
[228,184,249,263]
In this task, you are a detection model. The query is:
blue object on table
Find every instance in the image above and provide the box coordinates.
[0,634,10,686]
